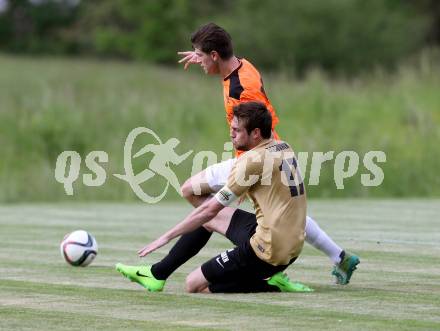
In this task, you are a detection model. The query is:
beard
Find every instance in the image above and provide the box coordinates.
[233,142,249,151]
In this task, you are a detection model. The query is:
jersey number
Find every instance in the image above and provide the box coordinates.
[279,158,305,197]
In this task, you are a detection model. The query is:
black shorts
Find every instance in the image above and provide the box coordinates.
[201,209,296,293]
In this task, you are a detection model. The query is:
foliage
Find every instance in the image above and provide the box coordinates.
[227,0,429,75]
[0,0,438,75]
[0,0,80,53]
[77,0,195,62]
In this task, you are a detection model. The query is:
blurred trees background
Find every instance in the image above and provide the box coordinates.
[0,0,439,76]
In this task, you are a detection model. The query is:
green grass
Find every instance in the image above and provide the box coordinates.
[1,200,439,330]
[0,54,439,202]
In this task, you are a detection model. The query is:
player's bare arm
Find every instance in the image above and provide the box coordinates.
[138,198,224,257]
[177,51,201,70]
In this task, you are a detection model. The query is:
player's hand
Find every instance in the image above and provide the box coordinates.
[138,236,169,257]
[178,51,201,70]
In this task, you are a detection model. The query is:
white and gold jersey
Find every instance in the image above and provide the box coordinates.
[215,139,307,266]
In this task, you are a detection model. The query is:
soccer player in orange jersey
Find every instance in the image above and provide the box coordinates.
[116,23,359,292]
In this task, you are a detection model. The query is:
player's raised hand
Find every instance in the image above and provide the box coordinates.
[178,51,201,70]
[138,236,169,257]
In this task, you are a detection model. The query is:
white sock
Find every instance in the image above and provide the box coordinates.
[305,215,343,264]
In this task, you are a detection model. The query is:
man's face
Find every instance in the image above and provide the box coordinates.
[230,117,252,151]
[194,47,219,75]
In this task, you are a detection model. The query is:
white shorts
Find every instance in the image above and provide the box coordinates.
[205,158,237,192]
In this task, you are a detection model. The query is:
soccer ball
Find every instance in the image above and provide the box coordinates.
[60,230,98,267]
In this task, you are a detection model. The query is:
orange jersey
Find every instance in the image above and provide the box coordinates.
[222,59,280,155]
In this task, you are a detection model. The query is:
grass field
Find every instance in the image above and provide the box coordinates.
[1,200,439,330]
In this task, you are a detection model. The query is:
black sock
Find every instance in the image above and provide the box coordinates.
[151,227,212,280]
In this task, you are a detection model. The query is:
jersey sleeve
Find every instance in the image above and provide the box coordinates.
[214,151,263,206]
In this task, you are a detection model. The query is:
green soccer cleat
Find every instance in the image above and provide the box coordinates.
[115,263,165,292]
[267,272,314,292]
[332,252,360,285]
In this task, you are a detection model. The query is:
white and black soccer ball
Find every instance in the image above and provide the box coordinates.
[60,230,98,267]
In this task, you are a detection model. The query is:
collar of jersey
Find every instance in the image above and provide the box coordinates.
[223,58,244,81]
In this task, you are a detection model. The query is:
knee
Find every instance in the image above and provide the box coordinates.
[185,268,208,293]
[185,274,200,293]
[181,178,195,200]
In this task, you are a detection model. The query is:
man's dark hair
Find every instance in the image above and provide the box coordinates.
[233,102,272,139]
[191,23,233,59]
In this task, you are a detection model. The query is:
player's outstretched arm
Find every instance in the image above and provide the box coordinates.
[137,198,224,257]
[177,51,201,70]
